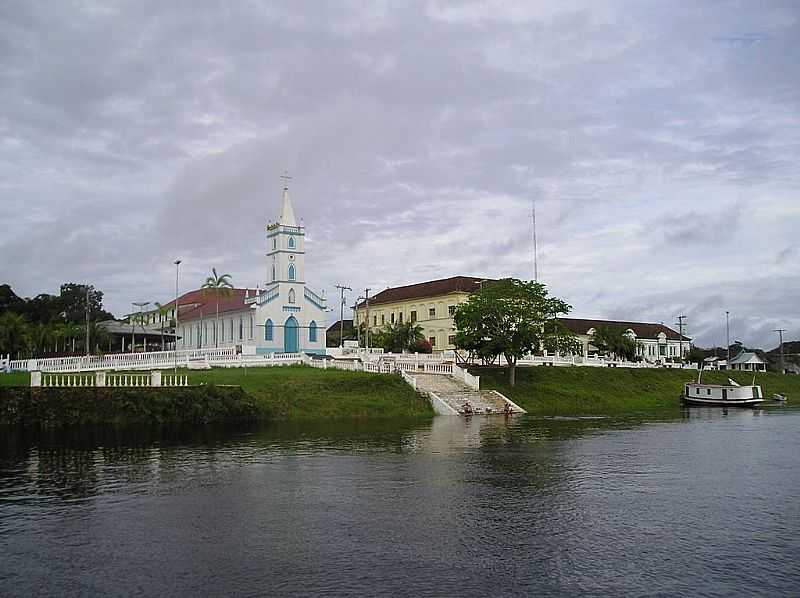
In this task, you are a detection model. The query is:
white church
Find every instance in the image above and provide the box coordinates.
[169,183,328,354]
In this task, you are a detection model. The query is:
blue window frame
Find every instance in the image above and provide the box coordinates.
[288,236,296,249]
[309,321,317,342]
[265,319,273,341]
[288,264,295,280]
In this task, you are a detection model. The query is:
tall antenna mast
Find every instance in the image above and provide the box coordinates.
[531,198,539,282]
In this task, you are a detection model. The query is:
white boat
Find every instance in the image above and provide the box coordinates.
[682,372,764,407]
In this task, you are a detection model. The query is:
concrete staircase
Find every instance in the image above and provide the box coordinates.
[413,373,522,415]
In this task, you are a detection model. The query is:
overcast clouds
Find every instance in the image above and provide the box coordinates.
[1,0,798,348]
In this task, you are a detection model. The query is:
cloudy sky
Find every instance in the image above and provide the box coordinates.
[1,1,798,348]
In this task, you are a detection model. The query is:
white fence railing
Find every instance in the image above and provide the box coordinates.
[34,370,189,388]
[11,348,308,373]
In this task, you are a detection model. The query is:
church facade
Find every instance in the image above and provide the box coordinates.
[172,185,327,354]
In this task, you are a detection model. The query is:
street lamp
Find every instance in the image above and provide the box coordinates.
[174,259,181,374]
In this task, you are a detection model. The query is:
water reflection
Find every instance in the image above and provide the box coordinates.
[1,409,798,597]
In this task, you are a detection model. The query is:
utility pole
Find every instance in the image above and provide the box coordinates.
[174,259,181,374]
[133,301,150,353]
[774,328,786,374]
[725,311,731,363]
[335,284,352,348]
[531,199,539,283]
[364,288,371,352]
[85,285,91,356]
[676,315,686,365]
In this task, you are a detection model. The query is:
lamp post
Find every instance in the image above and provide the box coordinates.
[174,259,181,374]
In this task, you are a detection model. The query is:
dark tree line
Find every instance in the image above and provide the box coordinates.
[0,283,116,358]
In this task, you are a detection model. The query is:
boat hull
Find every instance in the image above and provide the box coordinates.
[682,395,764,407]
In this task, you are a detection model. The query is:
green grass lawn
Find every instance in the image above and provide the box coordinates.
[476,366,800,416]
[0,371,29,386]
[173,365,433,419]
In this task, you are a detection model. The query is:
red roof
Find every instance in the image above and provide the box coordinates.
[164,288,254,322]
[357,276,489,308]
[559,318,690,341]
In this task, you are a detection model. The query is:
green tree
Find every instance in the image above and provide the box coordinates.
[0,312,30,358]
[202,268,234,348]
[453,278,576,386]
[372,321,425,353]
[591,325,639,361]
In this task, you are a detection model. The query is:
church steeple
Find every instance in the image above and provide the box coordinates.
[278,187,298,227]
[277,171,298,226]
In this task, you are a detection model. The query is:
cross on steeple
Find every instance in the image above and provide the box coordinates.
[280,170,292,190]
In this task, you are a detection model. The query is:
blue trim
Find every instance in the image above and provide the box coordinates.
[283,306,301,312]
[309,320,317,342]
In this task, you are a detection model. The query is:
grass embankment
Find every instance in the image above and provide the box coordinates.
[0,365,433,422]
[477,366,800,416]
[187,366,433,419]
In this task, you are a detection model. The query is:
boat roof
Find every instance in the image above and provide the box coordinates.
[687,382,759,389]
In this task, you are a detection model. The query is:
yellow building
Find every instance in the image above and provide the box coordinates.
[354,276,487,350]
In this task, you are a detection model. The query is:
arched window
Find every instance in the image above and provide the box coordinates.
[288,289,296,304]
[288,236,296,249]
[288,264,295,280]
[309,320,317,342]
[238,316,243,340]
[265,319,273,341]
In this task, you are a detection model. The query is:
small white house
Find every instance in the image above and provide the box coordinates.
[728,351,766,372]
[703,356,728,371]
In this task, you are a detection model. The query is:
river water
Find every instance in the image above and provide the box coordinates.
[1,408,799,597]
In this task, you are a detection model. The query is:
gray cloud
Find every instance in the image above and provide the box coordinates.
[1,0,798,347]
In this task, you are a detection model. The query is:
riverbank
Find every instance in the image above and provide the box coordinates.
[0,384,263,426]
[476,366,800,415]
[0,366,434,424]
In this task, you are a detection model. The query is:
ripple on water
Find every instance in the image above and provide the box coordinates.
[1,412,799,597]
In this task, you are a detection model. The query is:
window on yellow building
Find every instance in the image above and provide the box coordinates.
[448,305,455,316]
[448,335,456,345]
[429,336,436,347]
[410,311,417,323]
[428,307,435,318]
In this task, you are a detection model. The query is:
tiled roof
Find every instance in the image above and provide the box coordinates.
[164,288,254,322]
[356,276,489,308]
[558,318,690,341]
[327,319,353,333]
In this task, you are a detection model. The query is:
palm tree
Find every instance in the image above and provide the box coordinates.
[153,302,172,351]
[202,268,234,348]
[0,312,29,358]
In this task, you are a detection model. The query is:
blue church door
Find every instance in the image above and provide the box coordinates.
[284,316,299,353]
